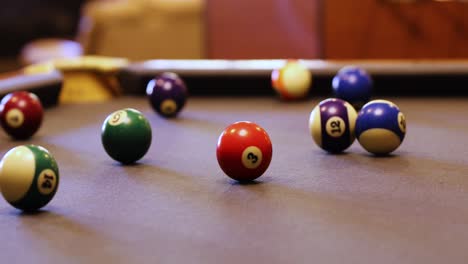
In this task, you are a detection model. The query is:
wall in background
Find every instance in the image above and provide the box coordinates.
[206,0,321,59]
[0,0,85,56]
[324,0,468,59]
[3,0,468,60]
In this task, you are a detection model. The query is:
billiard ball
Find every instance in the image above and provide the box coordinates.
[271,60,312,100]
[101,108,152,164]
[0,145,59,211]
[216,121,273,182]
[309,98,357,153]
[355,100,406,155]
[332,66,373,109]
[146,72,188,118]
[0,91,43,139]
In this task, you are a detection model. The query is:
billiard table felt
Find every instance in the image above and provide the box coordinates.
[1,97,468,264]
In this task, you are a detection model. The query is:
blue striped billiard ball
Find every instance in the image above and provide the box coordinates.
[355,100,406,155]
[332,66,373,109]
[309,98,357,153]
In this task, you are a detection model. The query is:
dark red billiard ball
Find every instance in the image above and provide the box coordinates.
[146,72,188,118]
[216,121,273,182]
[0,91,43,139]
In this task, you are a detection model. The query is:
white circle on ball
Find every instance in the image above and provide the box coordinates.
[398,112,406,133]
[160,99,177,115]
[108,110,127,126]
[241,146,263,169]
[6,109,24,128]
[37,169,57,195]
[325,116,346,138]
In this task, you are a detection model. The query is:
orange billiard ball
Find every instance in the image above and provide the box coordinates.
[216,121,273,182]
[271,60,312,100]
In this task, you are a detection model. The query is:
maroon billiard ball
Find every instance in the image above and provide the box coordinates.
[216,121,273,182]
[146,72,188,118]
[0,91,44,139]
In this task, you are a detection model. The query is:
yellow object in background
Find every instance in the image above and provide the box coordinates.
[78,0,205,60]
[23,56,129,103]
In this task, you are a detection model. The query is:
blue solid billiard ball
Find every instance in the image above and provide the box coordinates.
[309,98,357,153]
[355,100,406,155]
[332,66,373,109]
[146,72,188,118]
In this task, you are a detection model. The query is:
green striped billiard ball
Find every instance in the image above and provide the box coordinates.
[101,108,152,164]
[0,145,59,211]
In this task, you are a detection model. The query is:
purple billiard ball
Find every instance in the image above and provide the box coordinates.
[309,98,358,153]
[146,72,188,118]
[332,66,373,109]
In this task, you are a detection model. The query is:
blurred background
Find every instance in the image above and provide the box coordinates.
[1,0,468,72]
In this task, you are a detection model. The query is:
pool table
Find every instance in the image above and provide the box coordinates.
[1,59,468,263]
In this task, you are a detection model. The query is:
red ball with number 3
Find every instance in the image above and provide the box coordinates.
[216,121,273,182]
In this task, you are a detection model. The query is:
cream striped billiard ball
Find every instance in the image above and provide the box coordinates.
[0,145,59,211]
[309,98,357,153]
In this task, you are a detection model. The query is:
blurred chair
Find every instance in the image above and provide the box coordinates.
[78,0,205,60]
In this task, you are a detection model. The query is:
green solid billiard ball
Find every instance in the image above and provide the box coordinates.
[0,145,59,211]
[101,108,152,164]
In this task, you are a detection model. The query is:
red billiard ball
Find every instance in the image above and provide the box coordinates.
[216,121,273,182]
[0,91,43,139]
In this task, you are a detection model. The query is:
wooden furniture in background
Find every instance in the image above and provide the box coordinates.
[78,0,205,60]
[206,0,321,59]
[324,0,468,59]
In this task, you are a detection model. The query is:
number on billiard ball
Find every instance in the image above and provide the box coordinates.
[217,122,273,182]
[0,91,43,139]
[309,98,357,153]
[0,145,59,211]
